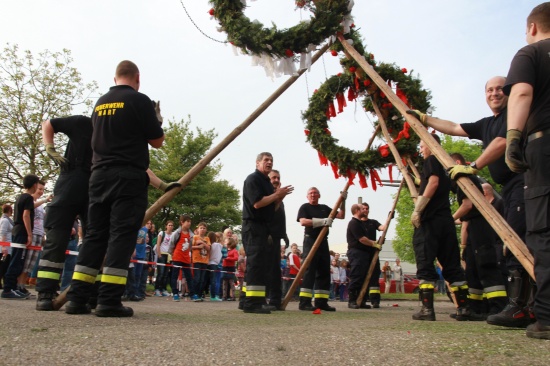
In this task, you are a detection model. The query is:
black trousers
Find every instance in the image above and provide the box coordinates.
[524,135,550,325]
[347,248,378,293]
[242,220,269,307]
[266,236,282,306]
[501,173,527,271]
[67,166,148,306]
[300,235,331,302]
[413,215,465,285]
[36,170,90,293]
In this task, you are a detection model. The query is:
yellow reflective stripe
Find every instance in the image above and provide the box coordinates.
[468,293,484,301]
[245,290,265,297]
[242,286,246,293]
[299,291,313,298]
[73,272,96,284]
[486,291,508,299]
[37,271,60,280]
[420,283,434,289]
[314,293,330,299]
[101,274,127,285]
[96,274,102,282]
[369,289,381,294]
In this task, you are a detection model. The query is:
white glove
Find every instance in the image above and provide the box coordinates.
[312,217,333,228]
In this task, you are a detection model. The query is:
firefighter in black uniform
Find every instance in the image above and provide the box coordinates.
[408,75,531,327]
[35,116,92,310]
[505,2,550,339]
[297,187,346,311]
[265,169,290,310]
[36,114,178,311]
[450,153,507,318]
[411,136,470,321]
[346,204,382,310]
[65,60,165,317]
[241,153,293,314]
[360,202,385,308]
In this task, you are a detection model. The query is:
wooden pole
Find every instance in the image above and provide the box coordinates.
[356,179,404,306]
[337,34,534,279]
[143,43,331,223]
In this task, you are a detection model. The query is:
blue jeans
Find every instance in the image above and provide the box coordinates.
[3,233,27,292]
[155,254,170,291]
[60,238,78,291]
[133,261,148,298]
[208,264,220,298]
[171,261,193,296]
[193,263,207,297]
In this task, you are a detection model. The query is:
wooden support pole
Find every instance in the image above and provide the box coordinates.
[337,34,534,279]
[356,179,403,306]
[143,43,331,223]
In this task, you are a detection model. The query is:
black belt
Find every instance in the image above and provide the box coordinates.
[527,128,550,143]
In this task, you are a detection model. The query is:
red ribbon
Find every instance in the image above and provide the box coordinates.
[347,87,357,102]
[355,76,360,91]
[358,172,368,188]
[336,92,347,113]
[329,101,337,118]
[347,169,356,185]
[370,169,383,191]
[324,128,331,135]
[388,164,393,183]
[396,85,410,107]
[402,121,410,138]
[304,129,310,136]
[317,151,328,166]
[330,161,340,179]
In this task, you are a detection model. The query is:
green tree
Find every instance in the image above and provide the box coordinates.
[0,44,97,201]
[148,118,241,232]
[392,135,493,262]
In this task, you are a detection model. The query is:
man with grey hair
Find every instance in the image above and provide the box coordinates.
[241,153,293,314]
[408,76,530,328]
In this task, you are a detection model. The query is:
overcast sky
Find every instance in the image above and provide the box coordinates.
[0,0,539,254]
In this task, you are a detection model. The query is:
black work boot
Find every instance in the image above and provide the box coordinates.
[36,292,57,311]
[95,304,134,317]
[453,287,484,321]
[348,290,360,309]
[65,301,91,315]
[412,288,435,321]
[315,298,336,312]
[487,270,531,328]
[299,297,317,311]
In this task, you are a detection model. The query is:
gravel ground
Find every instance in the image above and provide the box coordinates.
[0,291,549,366]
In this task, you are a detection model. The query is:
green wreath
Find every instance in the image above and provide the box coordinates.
[208,0,352,58]
[303,29,432,181]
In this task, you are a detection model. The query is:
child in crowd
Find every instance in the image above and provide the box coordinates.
[1,174,39,299]
[236,246,246,294]
[167,215,194,302]
[155,220,174,297]
[208,231,223,301]
[191,222,210,302]
[330,259,340,301]
[339,260,349,302]
[221,237,238,301]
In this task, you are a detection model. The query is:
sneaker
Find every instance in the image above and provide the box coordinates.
[162,290,170,297]
[526,321,550,340]
[210,296,222,302]
[191,295,203,302]
[14,289,31,299]
[1,290,26,300]
[17,287,33,298]
[173,294,180,302]
[154,290,162,297]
